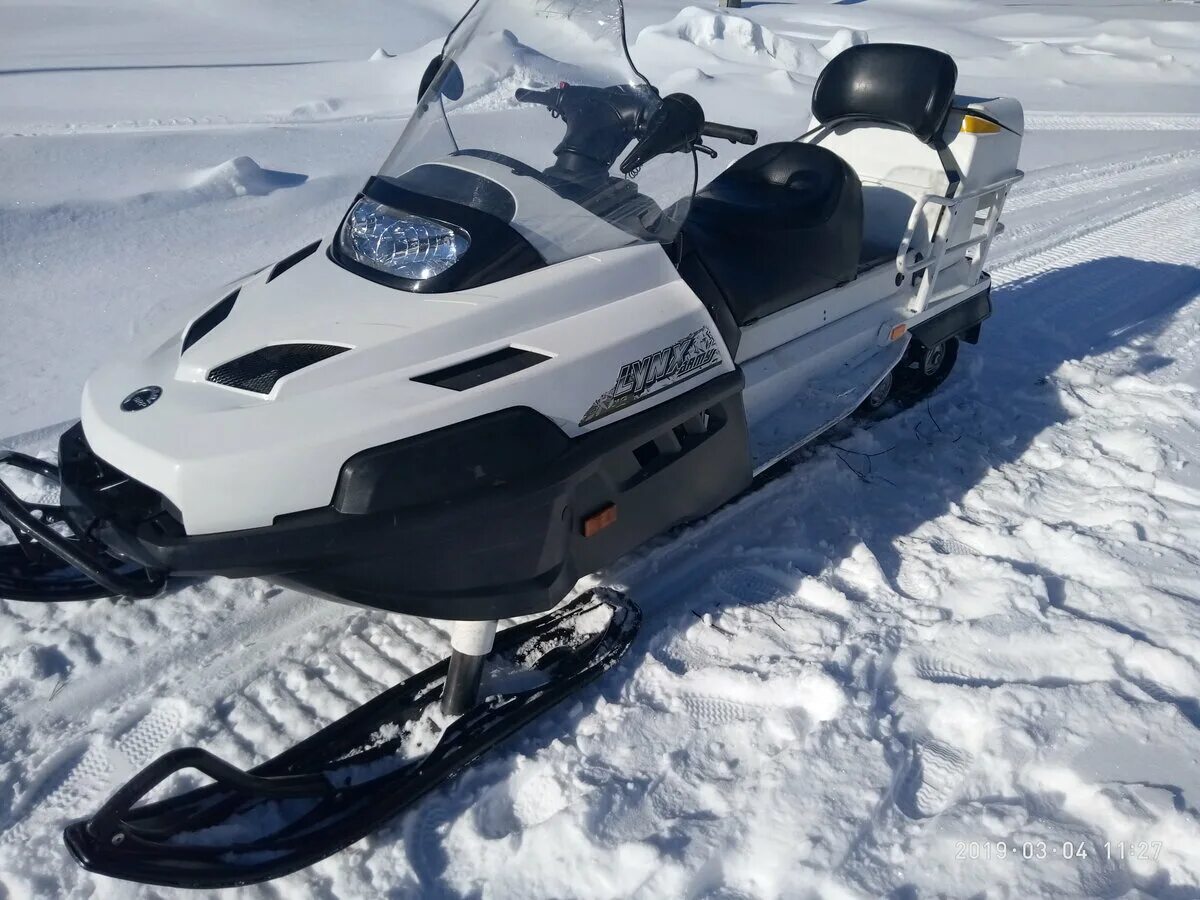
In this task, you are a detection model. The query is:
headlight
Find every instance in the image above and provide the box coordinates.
[339,198,469,280]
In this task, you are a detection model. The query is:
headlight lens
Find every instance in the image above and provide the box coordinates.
[339,198,469,280]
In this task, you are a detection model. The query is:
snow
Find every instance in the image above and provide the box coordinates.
[2,0,1200,896]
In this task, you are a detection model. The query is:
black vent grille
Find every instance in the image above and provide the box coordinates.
[181,289,238,354]
[412,347,550,392]
[266,240,321,283]
[207,343,349,394]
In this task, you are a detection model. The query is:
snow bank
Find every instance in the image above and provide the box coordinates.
[185,156,307,198]
[636,6,844,78]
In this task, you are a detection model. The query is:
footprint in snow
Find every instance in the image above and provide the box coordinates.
[710,566,790,607]
[899,603,951,626]
[897,739,973,819]
[402,794,458,890]
[677,694,760,726]
[929,535,980,557]
[909,642,1050,687]
[711,565,849,632]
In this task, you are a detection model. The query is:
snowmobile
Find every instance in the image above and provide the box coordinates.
[0,0,1023,888]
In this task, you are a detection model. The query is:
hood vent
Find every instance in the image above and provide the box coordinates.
[412,347,550,392]
[266,240,321,283]
[181,289,238,354]
[207,343,349,394]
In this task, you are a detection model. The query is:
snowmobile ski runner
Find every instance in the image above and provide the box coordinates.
[0,0,1023,887]
[64,590,638,889]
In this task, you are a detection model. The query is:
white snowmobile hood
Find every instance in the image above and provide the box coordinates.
[80,243,733,534]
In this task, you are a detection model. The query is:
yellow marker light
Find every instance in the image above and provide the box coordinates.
[889,323,908,342]
[962,115,1002,134]
[582,503,618,537]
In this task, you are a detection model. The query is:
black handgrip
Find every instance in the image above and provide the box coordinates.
[702,122,758,145]
[514,87,557,107]
[85,747,334,843]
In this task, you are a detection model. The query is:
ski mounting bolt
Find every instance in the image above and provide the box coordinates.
[111,832,125,846]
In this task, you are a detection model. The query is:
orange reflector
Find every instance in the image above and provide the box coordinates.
[582,504,618,537]
[889,323,908,342]
[961,114,1002,134]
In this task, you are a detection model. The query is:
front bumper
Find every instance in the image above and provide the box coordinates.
[43,372,750,619]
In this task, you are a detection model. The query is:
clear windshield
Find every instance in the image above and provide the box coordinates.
[377,0,695,265]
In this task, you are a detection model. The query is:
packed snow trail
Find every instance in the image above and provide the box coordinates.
[2,130,1200,896]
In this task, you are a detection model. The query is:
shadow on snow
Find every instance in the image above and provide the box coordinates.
[384,255,1200,898]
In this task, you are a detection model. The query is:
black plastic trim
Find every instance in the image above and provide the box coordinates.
[672,236,740,356]
[207,343,350,394]
[332,406,571,513]
[180,289,238,354]
[912,285,991,348]
[329,177,547,294]
[61,372,750,620]
[266,240,320,283]
[0,449,166,599]
[412,347,550,392]
[393,164,517,221]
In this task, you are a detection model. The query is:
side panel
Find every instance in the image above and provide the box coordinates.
[81,245,734,534]
[735,266,901,364]
[736,270,990,467]
[740,285,910,455]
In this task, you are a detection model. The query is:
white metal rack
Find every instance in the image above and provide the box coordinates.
[897,170,1025,314]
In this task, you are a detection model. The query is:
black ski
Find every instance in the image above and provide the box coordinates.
[63,589,640,889]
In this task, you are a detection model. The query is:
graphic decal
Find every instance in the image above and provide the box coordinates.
[579,327,723,426]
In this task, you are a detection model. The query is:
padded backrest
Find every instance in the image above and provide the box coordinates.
[812,44,958,145]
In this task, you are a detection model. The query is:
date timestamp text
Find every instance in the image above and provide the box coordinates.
[955,841,1162,861]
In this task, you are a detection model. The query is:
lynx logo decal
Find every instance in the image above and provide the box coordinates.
[579,327,723,426]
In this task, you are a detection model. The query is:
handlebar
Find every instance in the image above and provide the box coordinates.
[702,122,758,146]
[515,83,759,175]
[514,87,558,107]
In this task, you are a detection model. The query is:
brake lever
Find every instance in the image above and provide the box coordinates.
[693,141,718,160]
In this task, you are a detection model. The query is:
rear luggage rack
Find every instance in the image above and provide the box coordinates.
[898,171,1023,313]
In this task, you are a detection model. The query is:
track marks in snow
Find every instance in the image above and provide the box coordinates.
[995,181,1200,289]
[1007,148,1200,213]
[1,700,184,843]
[1025,112,1200,132]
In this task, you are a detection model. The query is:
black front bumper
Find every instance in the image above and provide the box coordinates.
[51,372,751,619]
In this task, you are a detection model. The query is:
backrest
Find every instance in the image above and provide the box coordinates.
[806,44,959,262]
[811,44,958,145]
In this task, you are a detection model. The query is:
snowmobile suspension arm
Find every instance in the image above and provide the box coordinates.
[0,450,166,599]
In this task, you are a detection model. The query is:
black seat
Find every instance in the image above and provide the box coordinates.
[679,142,863,329]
